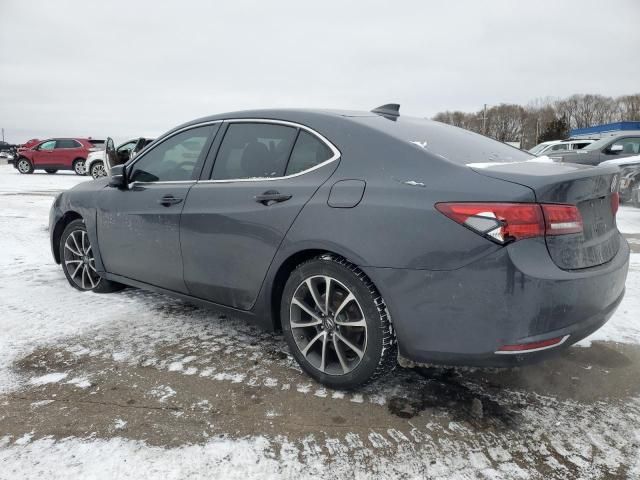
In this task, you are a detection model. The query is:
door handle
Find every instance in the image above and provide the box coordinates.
[254,190,292,206]
[158,195,183,207]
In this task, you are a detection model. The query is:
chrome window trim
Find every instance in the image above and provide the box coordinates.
[200,118,341,184]
[126,118,341,187]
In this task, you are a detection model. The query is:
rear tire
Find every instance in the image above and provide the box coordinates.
[45,169,58,174]
[281,254,397,389]
[17,157,34,174]
[73,159,86,176]
[90,161,107,179]
[59,219,125,293]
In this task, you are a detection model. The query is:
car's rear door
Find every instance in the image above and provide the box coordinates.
[180,120,340,310]
[96,123,219,292]
[54,139,83,167]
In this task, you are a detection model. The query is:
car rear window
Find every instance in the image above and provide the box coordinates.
[89,140,106,146]
[357,116,532,165]
[55,139,82,148]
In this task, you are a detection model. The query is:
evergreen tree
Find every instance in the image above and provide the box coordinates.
[539,116,569,142]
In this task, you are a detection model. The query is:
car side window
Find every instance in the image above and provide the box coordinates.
[285,131,334,176]
[128,125,214,183]
[117,141,137,153]
[39,140,56,150]
[212,123,297,180]
[55,139,81,149]
[617,138,640,155]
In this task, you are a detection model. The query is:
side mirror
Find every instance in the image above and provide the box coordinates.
[610,144,624,153]
[109,164,128,189]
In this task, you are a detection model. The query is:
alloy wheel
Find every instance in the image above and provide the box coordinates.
[17,159,31,173]
[290,275,367,375]
[91,163,106,178]
[74,160,85,175]
[63,230,101,290]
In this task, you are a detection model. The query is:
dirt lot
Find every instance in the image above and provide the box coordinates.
[1,167,639,479]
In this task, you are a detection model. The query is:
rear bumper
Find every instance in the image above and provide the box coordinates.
[363,234,630,367]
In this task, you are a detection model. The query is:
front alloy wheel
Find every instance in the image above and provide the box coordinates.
[90,161,106,179]
[63,229,101,290]
[282,255,397,389]
[59,219,125,293]
[17,158,33,174]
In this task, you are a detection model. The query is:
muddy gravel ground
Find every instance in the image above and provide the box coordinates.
[1,170,639,479]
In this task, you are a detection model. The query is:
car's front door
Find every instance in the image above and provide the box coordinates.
[601,137,640,162]
[180,121,340,310]
[32,140,58,167]
[96,123,219,292]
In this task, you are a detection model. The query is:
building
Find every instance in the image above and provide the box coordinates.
[570,121,640,139]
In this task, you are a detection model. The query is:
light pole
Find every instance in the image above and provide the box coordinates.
[482,104,487,135]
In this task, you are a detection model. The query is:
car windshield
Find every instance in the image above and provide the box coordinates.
[528,144,550,154]
[582,137,613,151]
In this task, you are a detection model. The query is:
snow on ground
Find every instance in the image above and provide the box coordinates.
[1,165,640,479]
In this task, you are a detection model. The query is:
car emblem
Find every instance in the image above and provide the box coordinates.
[611,175,618,192]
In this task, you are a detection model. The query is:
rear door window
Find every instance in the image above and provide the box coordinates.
[55,139,81,149]
[211,123,297,180]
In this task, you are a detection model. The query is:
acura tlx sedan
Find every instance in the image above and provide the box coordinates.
[49,104,630,389]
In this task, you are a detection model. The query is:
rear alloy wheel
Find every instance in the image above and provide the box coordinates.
[45,169,58,174]
[73,159,86,176]
[281,255,396,389]
[90,161,106,179]
[17,158,34,174]
[59,219,125,293]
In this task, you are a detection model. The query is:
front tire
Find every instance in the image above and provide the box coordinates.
[17,157,34,174]
[90,161,107,179]
[59,219,125,293]
[73,159,86,176]
[281,255,397,389]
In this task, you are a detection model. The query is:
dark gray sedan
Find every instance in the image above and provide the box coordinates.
[49,105,629,388]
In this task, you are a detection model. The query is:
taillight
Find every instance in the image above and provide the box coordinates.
[541,204,583,235]
[611,192,619,216]
[436,202,583,245]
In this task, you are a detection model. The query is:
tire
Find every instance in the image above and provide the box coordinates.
[281,254,397,389]
[45,169,58,174]
[73,159,86,176]
[59,219,125,293]
[16,157,34,174]
[90,161,107,179]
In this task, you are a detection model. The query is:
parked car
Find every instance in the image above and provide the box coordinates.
[528,139,595,156]
[600,155,640,202]
[86,137,155,179]
[0,141,16,153]
[14,138,103,175]
[550,134,640,165]
[49,105,629,388]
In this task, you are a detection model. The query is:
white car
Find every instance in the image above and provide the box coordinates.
[86,137,154,179]
[528,139,596,156]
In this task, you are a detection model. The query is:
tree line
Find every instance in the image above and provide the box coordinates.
[432,93,640,149]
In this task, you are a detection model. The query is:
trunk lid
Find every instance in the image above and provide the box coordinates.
[470,161,621,270]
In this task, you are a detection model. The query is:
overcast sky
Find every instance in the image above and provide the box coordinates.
[1,0,639,144]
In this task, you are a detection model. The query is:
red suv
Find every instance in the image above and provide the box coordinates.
[14,138,104,175]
